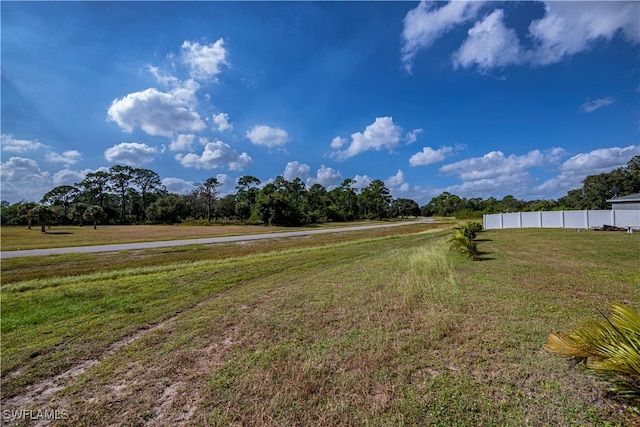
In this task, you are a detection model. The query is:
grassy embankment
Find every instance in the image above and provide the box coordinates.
[1,225,638,426]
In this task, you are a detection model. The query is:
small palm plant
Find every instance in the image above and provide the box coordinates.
[544,303,640,399]
[467,221,483,234]
[453,221,483,240]
[448,223,480,259]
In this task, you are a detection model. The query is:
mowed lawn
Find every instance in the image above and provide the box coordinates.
[1,227,638,426]
[1,224,286,251]
[0,220,416,251]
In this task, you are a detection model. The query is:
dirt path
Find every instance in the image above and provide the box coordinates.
[1,293,239,426]
[0,219,433,259]
[1,252,344,425]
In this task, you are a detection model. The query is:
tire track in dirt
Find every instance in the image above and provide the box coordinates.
[126,273,314,425]
[141,322,245,426]
[2,254,294,418]
[3,326,163,418]
[2,263,298,426]
[138,250,399,425]
[1,296,224,426]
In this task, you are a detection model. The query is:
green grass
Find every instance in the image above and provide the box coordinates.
[545,302,640,399]
[1,222,442,284]
[1,228,638,426]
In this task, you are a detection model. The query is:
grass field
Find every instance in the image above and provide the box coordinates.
[1,226,638,426]
[0,220,423,251]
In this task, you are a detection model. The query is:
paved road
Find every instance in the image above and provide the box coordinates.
[0,219,434,259]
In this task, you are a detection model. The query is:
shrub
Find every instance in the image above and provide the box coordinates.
[448,229,478,259]
[467,221,483,233]
[544,303,640,399]
[448,221,483,260]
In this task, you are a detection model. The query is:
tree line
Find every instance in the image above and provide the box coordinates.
[421,156,639,218]
[1,156,638,229]
[0,165,420,229]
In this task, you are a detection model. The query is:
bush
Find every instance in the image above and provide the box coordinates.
[448,221,483,260]
[448,229,478,259]
[467,221,483,233]
[544,303,640,399]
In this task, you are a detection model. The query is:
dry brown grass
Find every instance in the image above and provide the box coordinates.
[1,224,297,251]
[0,221,417,251]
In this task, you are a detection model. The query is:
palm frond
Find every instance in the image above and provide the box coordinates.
[545,303,640,399]
[544,331,595,359]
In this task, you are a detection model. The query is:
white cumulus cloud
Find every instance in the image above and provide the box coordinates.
[246,125,291,148]
[440,149,560,181]
[0,157,51,203]
[181,39,229,81]
[330,136,348,149]
[561,145,640,174]
[162,177,196,194]
[107,86,205,137]
[385,170,412,196]
[444,172,534,198]
[405,129,423,144]
[401,1,640,73]
[352,174,373,189]
[534,145,640,197]
[453,9,524,72]
[170,134,197,152]
[147,65,180,87]
[438,148,566,197]
[0,157,50,182]
[176,139,252,171]
[52,168,90,186]
[409,146,454,166]
[529,1,640,66]
[45,150,82,165]
[1,134,48,153]
[385,169,406,188]
[331,117,404,160]
[309,165,343,187]
[214,173,236,196]
[104,142,159,166]
[283,161,311,182]
[213,113,233,132]
[401,0,486,72]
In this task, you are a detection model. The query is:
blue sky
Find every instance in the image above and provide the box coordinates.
[2,1,639,205]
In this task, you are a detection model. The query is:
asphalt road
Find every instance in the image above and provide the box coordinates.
[0,219,434,259]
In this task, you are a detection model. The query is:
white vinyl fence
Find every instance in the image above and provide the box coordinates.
[483,210,640,230]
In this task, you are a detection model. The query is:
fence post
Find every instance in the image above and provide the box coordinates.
[500,213,504,229]
[585,210,589,229]
[561,210,565,229]
[539,211,543,228]
[612,209,615,227]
